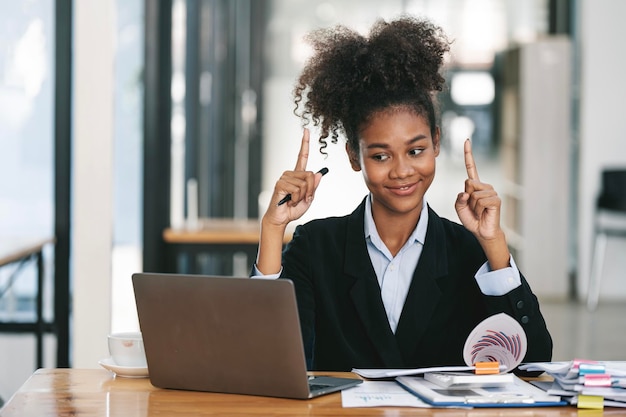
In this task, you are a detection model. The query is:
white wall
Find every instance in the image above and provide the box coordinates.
[71,1,114,367]
[577,0,626,302]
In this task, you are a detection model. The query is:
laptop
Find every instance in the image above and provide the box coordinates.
[132,273,362,399]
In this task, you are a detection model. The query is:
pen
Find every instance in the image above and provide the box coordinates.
[381,363,508,378]
[277,167,329,206]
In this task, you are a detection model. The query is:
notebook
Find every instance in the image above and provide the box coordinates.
[132,273,362,399]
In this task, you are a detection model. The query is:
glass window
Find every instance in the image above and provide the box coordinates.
[0,0,55,401]
[0,3,54,238]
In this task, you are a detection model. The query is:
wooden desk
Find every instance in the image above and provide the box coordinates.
[0,369,583,417]
[163,218,292,274]
[0,238,55,369]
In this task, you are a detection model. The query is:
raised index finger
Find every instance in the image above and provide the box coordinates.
[294,128,310,171]
[464,139,480,181]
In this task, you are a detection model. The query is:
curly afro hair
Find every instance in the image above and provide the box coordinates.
[293,15,451,155]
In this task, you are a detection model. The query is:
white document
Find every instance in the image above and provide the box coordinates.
[341,381,433,408]
[424,371,514,388]
[352,365,493,379]
[520,361,626,378]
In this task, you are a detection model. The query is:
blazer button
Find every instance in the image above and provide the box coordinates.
[516,300,524,309]
[521,315,529,324]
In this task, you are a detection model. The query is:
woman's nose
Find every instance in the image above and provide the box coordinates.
[390,156,415,178]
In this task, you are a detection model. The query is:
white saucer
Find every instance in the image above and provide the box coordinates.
[98,357,149,378]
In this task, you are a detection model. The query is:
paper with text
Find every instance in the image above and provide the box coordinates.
[341,381,432,408]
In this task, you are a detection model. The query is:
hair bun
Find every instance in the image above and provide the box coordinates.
[294,15,451,154]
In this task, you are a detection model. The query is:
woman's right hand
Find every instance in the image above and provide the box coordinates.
[256,128,327,275]
[263,128,326,227]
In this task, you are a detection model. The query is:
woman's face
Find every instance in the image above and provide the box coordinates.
[348,108,440,219]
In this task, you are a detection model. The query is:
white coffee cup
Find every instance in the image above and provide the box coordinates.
[108,332,147,368]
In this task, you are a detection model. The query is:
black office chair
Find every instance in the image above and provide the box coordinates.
[587,168,626,311]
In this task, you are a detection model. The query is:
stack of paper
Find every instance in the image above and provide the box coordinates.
[520,360,626,409]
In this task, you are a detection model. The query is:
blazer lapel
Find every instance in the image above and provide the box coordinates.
[394,207,448,362]
[344,201,405,368]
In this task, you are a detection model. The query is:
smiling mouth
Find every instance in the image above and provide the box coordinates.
[388,182,418,195]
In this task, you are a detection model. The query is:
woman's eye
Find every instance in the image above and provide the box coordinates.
[409,148,424,156]
[372,154,389,162]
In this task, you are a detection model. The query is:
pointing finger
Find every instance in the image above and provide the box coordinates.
[294,128,310,171]
[464,139,480,181]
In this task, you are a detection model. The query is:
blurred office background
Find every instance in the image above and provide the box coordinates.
[1,0,626,404]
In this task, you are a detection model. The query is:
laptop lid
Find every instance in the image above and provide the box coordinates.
[132,273,361,399]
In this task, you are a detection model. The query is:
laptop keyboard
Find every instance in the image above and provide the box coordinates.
[309,383,332,391]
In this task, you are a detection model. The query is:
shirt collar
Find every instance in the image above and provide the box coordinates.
[364,193,429,247]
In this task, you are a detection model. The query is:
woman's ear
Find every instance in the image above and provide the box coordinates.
[346,143,361,172]
[433,126,441,157]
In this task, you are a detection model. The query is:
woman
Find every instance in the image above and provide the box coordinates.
[253,15,552,371]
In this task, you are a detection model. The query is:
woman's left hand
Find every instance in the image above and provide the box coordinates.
[455,139,502,240]
[455,140,510,269]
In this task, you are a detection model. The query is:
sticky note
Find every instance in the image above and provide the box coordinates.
[579,363,606,375]
[577,395,604,410]
[583,374,612,387]
[573,359,599,368]
[474,361,500,375]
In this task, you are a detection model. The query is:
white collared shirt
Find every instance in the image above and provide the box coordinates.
[363,194,428,333]
[363,194,521,333]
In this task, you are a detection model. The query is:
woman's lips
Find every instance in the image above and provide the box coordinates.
[387,182,418,196]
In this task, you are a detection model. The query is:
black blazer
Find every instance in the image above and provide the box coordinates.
[280,198,552,371]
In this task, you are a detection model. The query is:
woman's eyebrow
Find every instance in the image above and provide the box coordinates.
[365,142,390,150]
[364,134,429,150]
[407,134,429,144]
